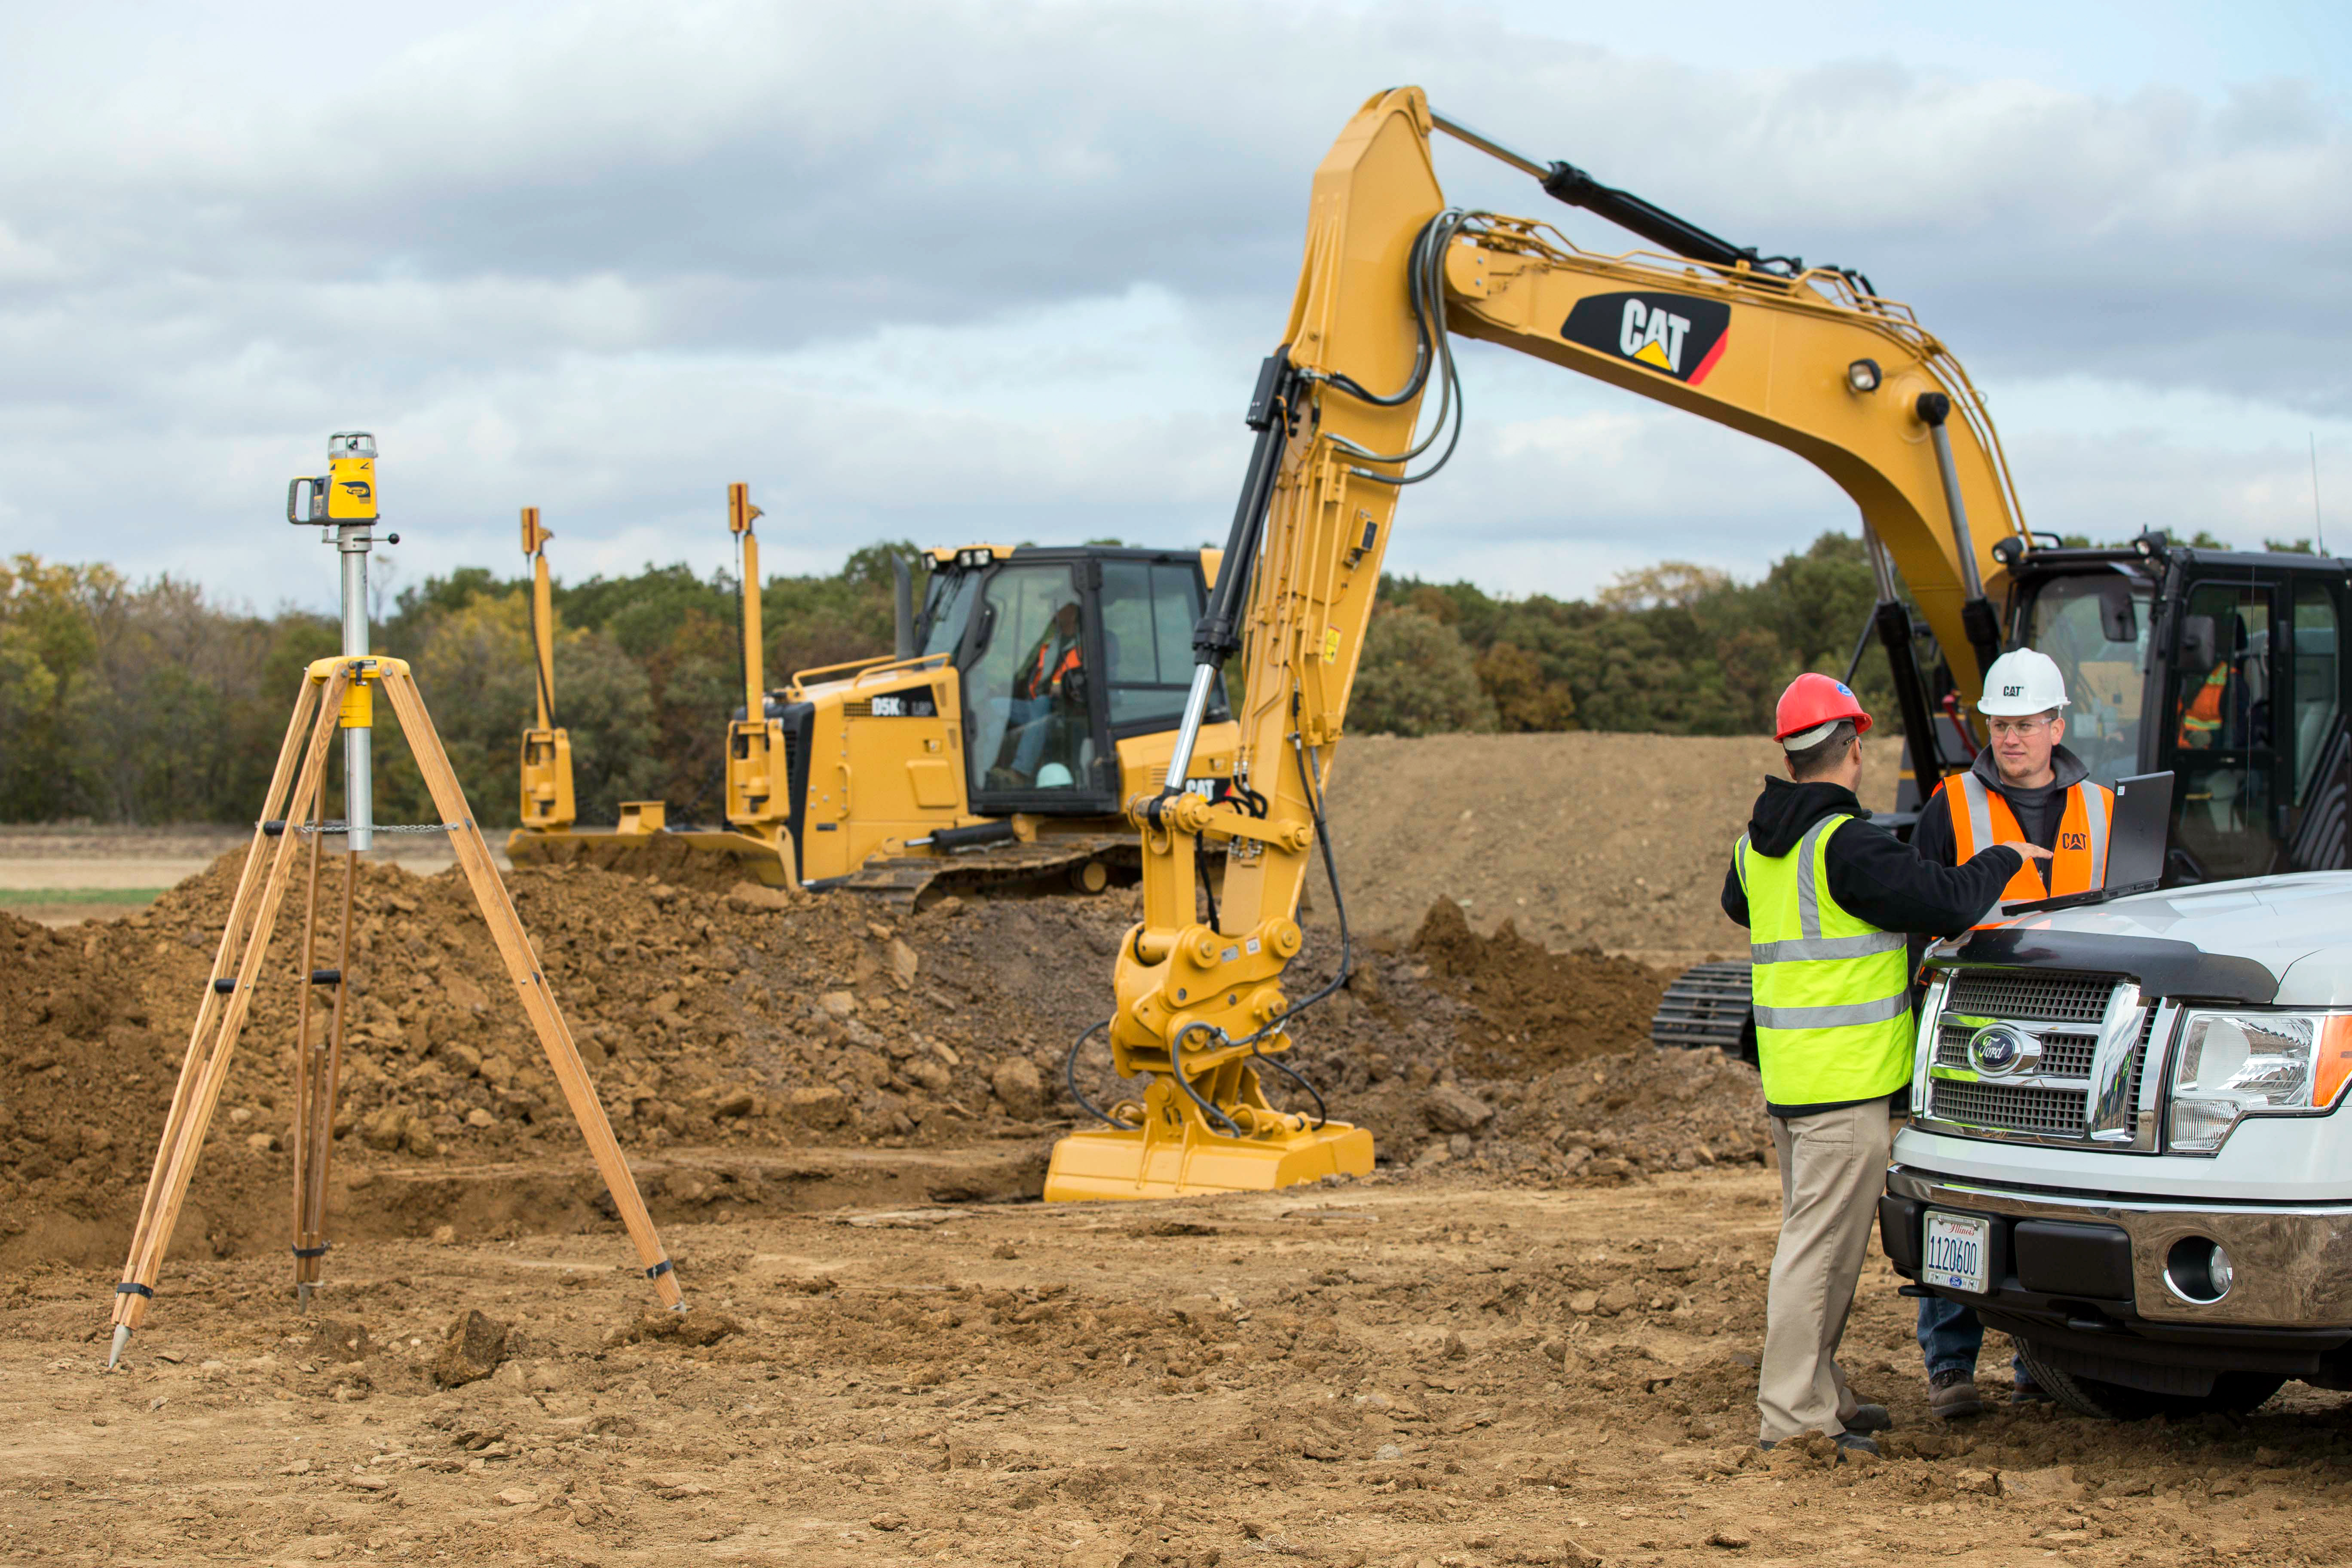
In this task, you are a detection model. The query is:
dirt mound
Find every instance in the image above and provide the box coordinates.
[1314,730,1897,962]
[504,831,779,894]
[0,850,1753,1266]
[1408,898,1669,1075]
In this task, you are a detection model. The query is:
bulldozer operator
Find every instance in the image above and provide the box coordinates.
[1722,674,2043,1458]
[1908,646,2115,1419]
[990,597,1088,788]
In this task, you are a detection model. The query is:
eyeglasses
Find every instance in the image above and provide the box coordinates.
[1986,717,2055,738]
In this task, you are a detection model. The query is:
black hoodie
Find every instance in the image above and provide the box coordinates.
[1721,778,2024,1117]
[1720,776,2021,938]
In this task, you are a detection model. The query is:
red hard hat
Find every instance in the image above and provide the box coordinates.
[1774,672,1873,743]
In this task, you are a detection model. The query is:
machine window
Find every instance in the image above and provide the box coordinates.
[1099,561,1216,727]
[918,569,978,660]
[966,566,1090,795]
[2291,584,2341,809]
[2170,582,2273,880]
[2021,573,2151,788]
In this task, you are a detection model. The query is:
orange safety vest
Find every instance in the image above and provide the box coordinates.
[1020,637,1081,699]
[2178,662,2227,749]
[1939,771,2114,925]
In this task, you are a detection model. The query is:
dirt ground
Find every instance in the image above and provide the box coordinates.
[12,1167,2352,1568]
[13,734,2352,1566]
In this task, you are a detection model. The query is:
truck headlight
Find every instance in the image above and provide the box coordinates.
[2168,1010,2352,1151]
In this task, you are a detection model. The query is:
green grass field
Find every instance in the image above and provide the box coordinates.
[0,887,165,906]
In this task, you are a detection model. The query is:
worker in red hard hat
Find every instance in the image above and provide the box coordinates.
[1723,672,2046,1461]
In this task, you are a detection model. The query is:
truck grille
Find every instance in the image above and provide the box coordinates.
[1923,970,2162,1148]
[1942,969,2116,1024]
[1929,1079,2086,1136]
[1935,1021,2099,1078]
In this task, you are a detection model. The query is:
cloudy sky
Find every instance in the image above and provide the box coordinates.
[3,0,2348,615]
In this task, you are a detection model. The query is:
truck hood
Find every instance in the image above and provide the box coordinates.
[1944,871,2352,1007]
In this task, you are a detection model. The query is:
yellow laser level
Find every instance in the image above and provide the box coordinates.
[287,431,380,525]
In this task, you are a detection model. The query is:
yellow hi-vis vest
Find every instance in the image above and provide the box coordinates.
[1734,815,1915,1108]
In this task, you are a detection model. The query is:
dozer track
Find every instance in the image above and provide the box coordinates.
[837,832,1139,904]
[1651,960,1755,1063]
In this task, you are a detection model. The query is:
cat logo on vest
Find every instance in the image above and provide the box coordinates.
[1560,292,1733,386]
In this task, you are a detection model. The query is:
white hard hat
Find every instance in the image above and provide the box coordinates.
[1034,762,1074,788]
[1977,648,2068,716]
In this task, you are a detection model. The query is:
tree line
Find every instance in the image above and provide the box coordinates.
[0,548,902,830]
[4,527,2312,826]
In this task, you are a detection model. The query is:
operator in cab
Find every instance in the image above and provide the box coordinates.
[1909,646,2114,1419]
[1008,600,1086,783]
[1721,674,2042,1460]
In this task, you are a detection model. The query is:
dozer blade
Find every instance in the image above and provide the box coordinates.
[1044,1120,1373,1202]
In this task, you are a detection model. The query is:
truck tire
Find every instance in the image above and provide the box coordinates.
[2013,1339,2285,1421]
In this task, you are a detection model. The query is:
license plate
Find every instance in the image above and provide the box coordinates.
[1921,1210,1991,1295]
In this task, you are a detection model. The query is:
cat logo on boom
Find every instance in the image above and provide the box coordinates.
[1560,292,1732,387]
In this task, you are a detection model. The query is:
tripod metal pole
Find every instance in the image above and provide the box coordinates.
[340,524,373,852]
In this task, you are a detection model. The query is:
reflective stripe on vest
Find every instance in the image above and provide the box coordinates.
[1943,773,2114,925]
[1735,816,1914,1108]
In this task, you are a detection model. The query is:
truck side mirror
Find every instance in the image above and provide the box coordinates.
[2179,615,2217,674]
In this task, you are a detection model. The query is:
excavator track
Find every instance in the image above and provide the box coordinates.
[836,832,1139,905]
[1651,960,1755,1063]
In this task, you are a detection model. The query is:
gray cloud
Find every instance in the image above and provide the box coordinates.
[1,1,2347,611]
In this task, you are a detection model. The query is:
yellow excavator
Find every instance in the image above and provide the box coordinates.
[1043,85,2352,1199]
[509,489,1244,902]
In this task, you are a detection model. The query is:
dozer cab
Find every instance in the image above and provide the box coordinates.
[508,494,1241,905]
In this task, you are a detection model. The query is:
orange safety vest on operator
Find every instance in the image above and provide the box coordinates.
[1020,638,1081,699]
[1938,771,2114,925]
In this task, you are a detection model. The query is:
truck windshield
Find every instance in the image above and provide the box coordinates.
[2021,573,2153,787]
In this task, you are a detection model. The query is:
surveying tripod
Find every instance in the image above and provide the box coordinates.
[108,434,685,1368]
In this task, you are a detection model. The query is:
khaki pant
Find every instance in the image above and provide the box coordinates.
[1757,1097,1893,1442]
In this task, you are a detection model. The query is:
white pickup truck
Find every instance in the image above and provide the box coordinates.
[1883,871,2352,1419]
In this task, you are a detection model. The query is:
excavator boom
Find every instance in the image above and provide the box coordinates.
[1044,85,2029,1202]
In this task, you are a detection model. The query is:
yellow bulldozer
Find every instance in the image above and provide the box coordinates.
[507,489,1242,904]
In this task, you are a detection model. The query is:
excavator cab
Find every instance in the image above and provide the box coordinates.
[2005,538,2349,884]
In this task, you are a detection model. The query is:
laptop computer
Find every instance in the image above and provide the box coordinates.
[2003,770,2173,914]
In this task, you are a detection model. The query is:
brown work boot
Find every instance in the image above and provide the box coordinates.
[1927,1367,1984,1420]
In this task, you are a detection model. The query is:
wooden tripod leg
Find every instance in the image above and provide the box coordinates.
[109,665,351,1366]
[288,795,328,1307]
[114,673,324,1363]
[378,666,686,1312]
[297,850,358,1304]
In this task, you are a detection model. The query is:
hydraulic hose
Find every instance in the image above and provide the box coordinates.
[1170,1023,1245,1139]
[1064,1019,1127,1127]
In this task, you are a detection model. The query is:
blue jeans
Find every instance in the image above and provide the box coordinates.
[1917,1295,2024,1382]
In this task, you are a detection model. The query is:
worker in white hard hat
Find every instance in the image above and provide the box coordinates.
[1909,645,2116,1419]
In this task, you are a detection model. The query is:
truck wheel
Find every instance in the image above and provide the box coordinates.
[2013,1340,2286,1421]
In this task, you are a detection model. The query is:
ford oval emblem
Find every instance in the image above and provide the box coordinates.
[1968,1023,2042,1078]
